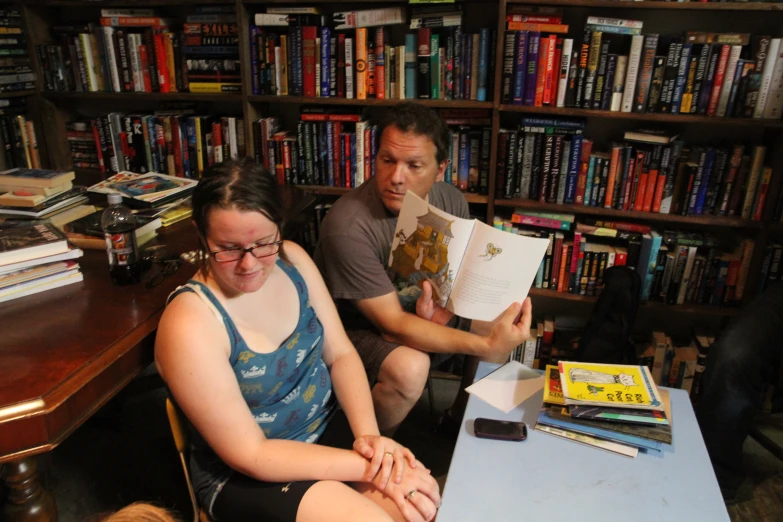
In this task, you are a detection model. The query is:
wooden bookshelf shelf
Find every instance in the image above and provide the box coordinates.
[0,90,36,99]
[42,91,243,103]
[248,95,494,109]
[296,185,488,203]
[506,0,783,11]
[498,104,783,127]
[529,288,740,316]
[495,198,763,228]
[767,221,783,234]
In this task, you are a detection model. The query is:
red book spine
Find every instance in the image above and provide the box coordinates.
[557,244,569,292]
[92,121,106,173]
[615,251,627,266]
[534,37,550,107]
[634,171,648,211]
[651,171,667,213]
[302,26,317,97]
[153,32,169,93]
[642,166,659,212]
[283,141,292,184]
[212,122,223,162]
[550,235,563,290]
[707,45,730,116]
[603,147,621,208]
[547,36,561,105]
[138,45,152,92]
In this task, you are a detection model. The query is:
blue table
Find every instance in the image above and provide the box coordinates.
[438,362,730,522]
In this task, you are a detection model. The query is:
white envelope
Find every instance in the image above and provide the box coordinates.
[465,361,545,413]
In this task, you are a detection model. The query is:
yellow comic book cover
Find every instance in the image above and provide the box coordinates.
[543,365,564,405]
[557,361,664,411]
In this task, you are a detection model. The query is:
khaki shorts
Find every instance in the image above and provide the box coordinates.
[347,316,470,386]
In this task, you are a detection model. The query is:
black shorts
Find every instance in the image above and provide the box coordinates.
[210,410,354,522]
[347,315,471,387]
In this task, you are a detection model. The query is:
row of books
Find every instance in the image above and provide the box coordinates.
[501,12,783,120]
[0,7,35,94]
[260,108,493,192]
[497,119,772,221]
[40,6,241,94]
[252,6,494,102]
[536,361,670,458]
[68,112,246,179]
[254,112,378,189]
[494,215,753,307]
[0,110,41,172]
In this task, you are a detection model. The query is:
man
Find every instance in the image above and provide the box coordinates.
[314,103,533,434]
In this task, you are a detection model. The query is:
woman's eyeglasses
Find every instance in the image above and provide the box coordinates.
[209,240,283,263]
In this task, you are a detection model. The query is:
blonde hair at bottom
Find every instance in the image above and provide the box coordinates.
[100,502,180,522]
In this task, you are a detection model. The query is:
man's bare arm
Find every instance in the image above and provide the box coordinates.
[354,291,532,358]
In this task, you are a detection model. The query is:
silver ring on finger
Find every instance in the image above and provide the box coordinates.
[406,489,418,501]
[384,451,394,458]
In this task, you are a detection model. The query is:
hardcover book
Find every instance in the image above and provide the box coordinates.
[0,221,69,266]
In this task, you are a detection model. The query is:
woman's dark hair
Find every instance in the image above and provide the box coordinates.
[191,158,287,266]
[377,102,451,165]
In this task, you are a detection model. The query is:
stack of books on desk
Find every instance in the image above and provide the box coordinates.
[536,362,671,458]
[0,220,83,303]
[0,169,89,220]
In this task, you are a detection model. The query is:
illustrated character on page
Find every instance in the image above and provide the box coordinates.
[569,368,638,388]
[479,242,502,261]
[390,209,455,309]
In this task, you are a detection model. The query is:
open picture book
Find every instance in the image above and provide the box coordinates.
[388,191,549,321]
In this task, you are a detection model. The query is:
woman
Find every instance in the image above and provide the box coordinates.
[155,159,440,522]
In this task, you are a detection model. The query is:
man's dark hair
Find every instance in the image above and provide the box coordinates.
[191,157,288,267]
[378,102,450,165]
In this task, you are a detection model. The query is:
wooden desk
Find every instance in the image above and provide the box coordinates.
[0,222,198,522]
[438,362,730,522]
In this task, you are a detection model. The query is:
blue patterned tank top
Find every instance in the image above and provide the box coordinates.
[166,258,337,515]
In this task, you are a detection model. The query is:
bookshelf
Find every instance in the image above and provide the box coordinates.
[12,0,783,326]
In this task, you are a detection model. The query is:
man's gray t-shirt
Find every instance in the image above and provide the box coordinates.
[314,177,469,331]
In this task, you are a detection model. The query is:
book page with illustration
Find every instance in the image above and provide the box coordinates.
[388,191,549,321]
[449,219,548,320]
[388,191,475,308]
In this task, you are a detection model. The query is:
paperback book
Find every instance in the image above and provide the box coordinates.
[389,191,548,321]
